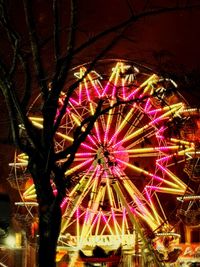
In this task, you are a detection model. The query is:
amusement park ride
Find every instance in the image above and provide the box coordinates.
[7,60,200,266]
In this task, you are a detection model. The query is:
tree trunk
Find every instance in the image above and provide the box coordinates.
[28,158,63,267]
[38,201,62,267]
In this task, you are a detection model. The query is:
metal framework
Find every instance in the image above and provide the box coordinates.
[9,60,200,266]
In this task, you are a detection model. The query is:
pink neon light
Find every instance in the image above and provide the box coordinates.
[127,87,140,100]
[149,117,163,126]
[76,208,79,219]
[122,208,126,221]
[102,213,109,225]
[129,206,136,214]
[156,162,169,172]
[144,98,151,112]
[85,85,91,102]
[60,197,68,208]
[78,84,82,104]
[112,86,116,98]
[76,152,95,157]
[81,142,96,151]
[156,135,165,139]
[84,209,90,223]
[146,185,160,190]
[147,107,164,115]
[122,83,126,100]
[53,189,57,195]
[69,98,79,106]
[87,134,98,147]
[145,187,152,202]
[102,82,111,96]
[94,122,101,143]
[91,80,101,98]
[156,155,173,163]
[103,127,109,145]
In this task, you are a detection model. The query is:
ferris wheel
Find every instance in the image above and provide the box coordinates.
[8,60,200,262]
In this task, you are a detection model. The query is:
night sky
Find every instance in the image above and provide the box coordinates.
[1,0,200,205]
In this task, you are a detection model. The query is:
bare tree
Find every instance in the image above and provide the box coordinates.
[0,1,200,267]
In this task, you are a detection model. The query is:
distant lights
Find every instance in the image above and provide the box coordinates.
[177,195,200,202]
[155,232,180,238]
[157,78,178,88]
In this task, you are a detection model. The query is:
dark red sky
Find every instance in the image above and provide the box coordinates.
[76,0,200,69]
[1,0,200,196]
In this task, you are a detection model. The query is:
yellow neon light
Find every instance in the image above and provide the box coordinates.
[61,168,97,231]
[115,170,158,225]
[94,211,102,237]
[170,138,194,147]
[56,132,73,142]
[138,74,158,92]
[23,194,37,200]
[29,117,43,122]
[156,162,187,190]
[147,186,186,194]
[116,146,181,154]
[118,103,183,147]
[65,158,93,175]
[18,153,28,159]
[69,166,96,197]
[100,213,114,236]
[118,159,180,188]
[109,106,135,145]
[29,117,74,142]
[145,190,161,225]
[102,62,121,96]
[23,184,35,196]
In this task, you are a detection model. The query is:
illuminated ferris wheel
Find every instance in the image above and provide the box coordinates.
[9,60,199,257]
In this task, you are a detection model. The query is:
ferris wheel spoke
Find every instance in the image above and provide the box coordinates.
[116,158,181,189]
[80,186,106,239]
[144,188,162,225]
[87,73,101,98]
[61,167,97,232]
[104,65,124,144]
[115,145,186,159]
[80,142,97,152]
[124,112,144,140]
[111,208,122,236]
[108,105,136,146]
[101,62,121,97]
[157,146,195,164]
[126,74,158,100]
[113,103,183,149]
[104,106,117,145]
[65,158,93,176]
[156,162,190,191]
[145,185,186,194]
[147,102,185,116]
[83,78,102,143]
[67,107,98,148]
[112,180,159,231]
[29,116,74,143]
[100,212,115,236]
[74,152,95,162]
[113,168,160,227]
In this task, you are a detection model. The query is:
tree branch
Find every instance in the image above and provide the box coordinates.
[41,1,78,157]
[53,28,127,136]
[53,0,60,63]
[0,0,31,110]
[23,0,48,98]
